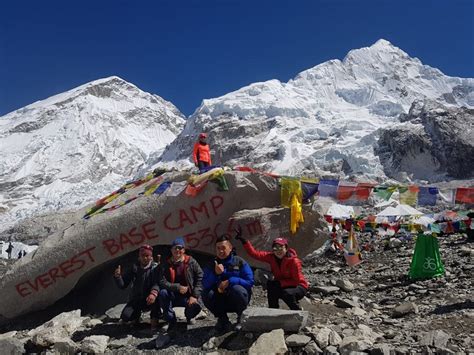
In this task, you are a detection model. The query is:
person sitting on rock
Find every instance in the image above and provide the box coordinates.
[192,132,212,171]
[235,229,308,310]
[113,244,161,330]
[202,234,254,333]
[158,237,203,334]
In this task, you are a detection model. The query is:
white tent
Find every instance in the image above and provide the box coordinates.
[326,203,355,219]
[376,204,423,217]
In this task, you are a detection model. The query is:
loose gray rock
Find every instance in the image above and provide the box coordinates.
[350,306,367,316]
[419,330,450,348]
[286,334,311,347]
[336,279,354,292]
[249,329,287,355]
[52,338,79,354]
[81,335,109,354]
[392,302,418,317]
[241,307,308,332]
[388,238,402,249]
[339,336,372,355]
[0,336,25,355]
[328,329,343,346]
[304,341,323,354]
[335,297,359,308]
[313,286,341,295]
[28,310,87,347]
[83,318,103,328]
[436,348,455,355]
[313,327,331,348]
[459,247,473,257]
[108,335,135,349]
[370,343,392,355]
[324,345,339,354]
[105,304,126,320]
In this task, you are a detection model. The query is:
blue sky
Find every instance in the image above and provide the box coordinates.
[1,0,473,117]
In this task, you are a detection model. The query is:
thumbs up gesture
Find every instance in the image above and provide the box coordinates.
[214,260,224,275]
[114,265,122,278]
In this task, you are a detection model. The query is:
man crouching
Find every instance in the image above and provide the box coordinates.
[113,244,162,330]
[158,237,203,335]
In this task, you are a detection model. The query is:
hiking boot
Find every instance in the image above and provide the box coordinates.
[214,317,232,333]
[150,318,160,332]
[161,319,177,334]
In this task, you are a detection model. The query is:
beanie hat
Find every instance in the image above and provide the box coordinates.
[139,244,153,256]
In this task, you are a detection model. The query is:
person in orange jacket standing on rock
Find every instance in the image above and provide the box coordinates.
[235,228,308,310]
[193,133,212,170]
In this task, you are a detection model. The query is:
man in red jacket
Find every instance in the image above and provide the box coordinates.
[192,133,212,170]
[235,230,308,310]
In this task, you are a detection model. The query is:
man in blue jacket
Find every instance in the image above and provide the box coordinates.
[202,235,254,333]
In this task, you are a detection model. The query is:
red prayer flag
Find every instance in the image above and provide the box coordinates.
[356,183,375,201]
[455,188,474,204]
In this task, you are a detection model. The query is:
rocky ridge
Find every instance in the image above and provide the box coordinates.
[376,100,474,181]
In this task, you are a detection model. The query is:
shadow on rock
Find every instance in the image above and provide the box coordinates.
[431,300,474,315]
[72,322,153,342]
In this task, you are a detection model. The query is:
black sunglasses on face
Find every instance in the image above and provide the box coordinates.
[173,246,184,251]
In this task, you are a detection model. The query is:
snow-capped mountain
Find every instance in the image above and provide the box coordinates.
[159,39,473,178]
[0,76,185,231]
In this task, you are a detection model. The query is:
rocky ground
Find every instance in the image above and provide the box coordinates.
[0,233,472,354]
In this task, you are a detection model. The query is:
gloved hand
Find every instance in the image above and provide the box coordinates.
[234,226,247,244]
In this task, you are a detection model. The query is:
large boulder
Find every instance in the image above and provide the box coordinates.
[249,329,288,355]
[0,170,325,323]
[241,307,308,332]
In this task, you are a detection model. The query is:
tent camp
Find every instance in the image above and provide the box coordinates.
[326,203,355,219]
[377,204,423,217]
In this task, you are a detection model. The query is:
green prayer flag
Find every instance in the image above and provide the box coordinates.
[211,175,229,191]
[409,234,445,280]
[374,186,396,201]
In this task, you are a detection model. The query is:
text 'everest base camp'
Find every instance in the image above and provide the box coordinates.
[0,39,473,354]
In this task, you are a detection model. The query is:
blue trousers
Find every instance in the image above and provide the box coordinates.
[158,289,202,323]
[202,284,250,320]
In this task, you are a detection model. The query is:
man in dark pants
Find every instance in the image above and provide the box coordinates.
[158,237,203,334]
[202,235,254,333]
[113,244,161,330]
[235,231,308,310]
[192,133,212,171]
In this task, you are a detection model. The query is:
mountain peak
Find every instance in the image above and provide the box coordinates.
[82,75,133,90]
[371,38,395,50]
[343,38,410,65]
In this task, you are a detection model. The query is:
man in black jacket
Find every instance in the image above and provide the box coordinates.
[158,237,203,334]
[114,244,161,330]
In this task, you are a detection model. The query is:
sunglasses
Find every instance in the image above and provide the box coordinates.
[173,246,184,251]
[272,245,285,251]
